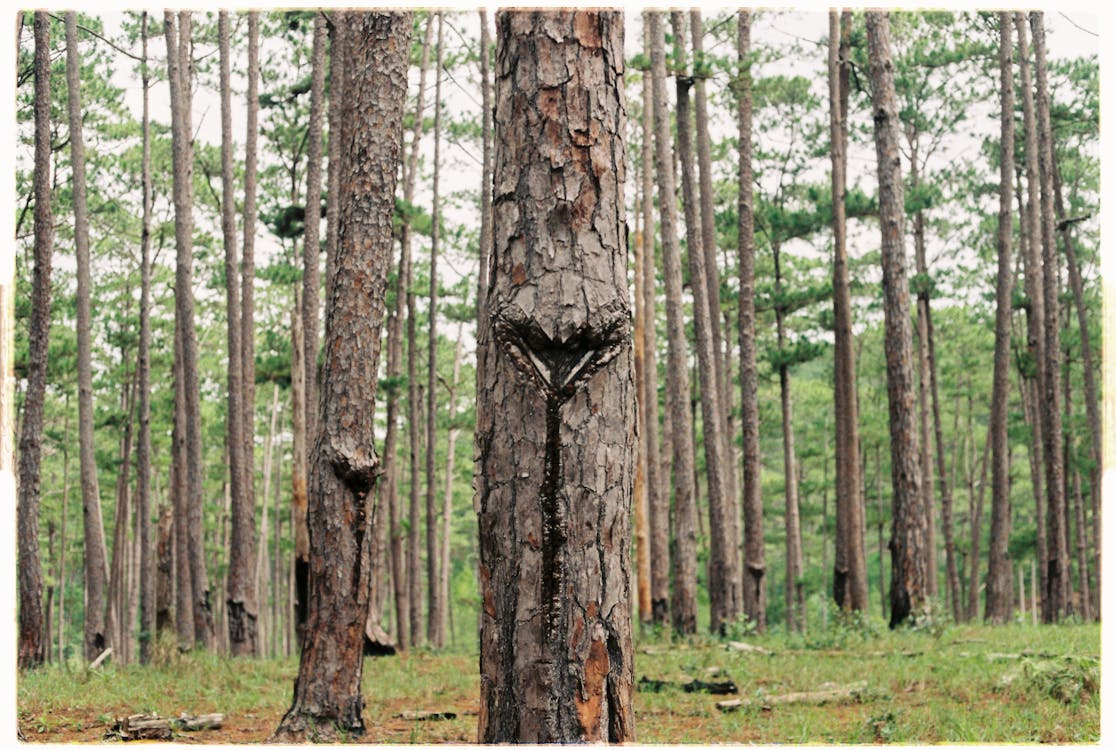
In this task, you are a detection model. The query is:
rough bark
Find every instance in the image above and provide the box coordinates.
[477,11,635,742]
[290,284,309,643]
[1030,12,1071,623]
[829,10,867,613]
[219,11,256,656]
[1014,12,1047,613]
[17,10,53,671]
[303,12,327,453]
[272,12,410,740]
[632,141,651,625]
[985,13,1015,624]
[641,16,669,627]
[325,11,344,302]
[648,10,697,636]
[241,11,259,584]
[866,12,929,629]
[426,12,445,648]
[477,10,493,329]
[672,11,739,635]
[737,10,766,632]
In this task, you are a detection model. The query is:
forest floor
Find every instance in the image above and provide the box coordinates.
[17,620,1099,744]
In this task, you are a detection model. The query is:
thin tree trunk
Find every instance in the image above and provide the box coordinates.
[406,16,436,650]
[737,10,765,632]
[1064,349,1091,620]
[272,13,410,740]
[107,353,136,663]
[477,12,635,740]
[1029,12,1071,622]
[967,384,991,621]
[57,405,70,661]
[641,16,669,627]
[256,383,280,658]
[1014,12,1047,615]
[290,285,309,643]
[17,10,53,670]
[439,322,464,647]
[477,10,493,328]
[135,11,155,665]
[866,12,929,629]
[67,11,111,662]
[303,12,327,454]
[325,11,344,308]
[632,137,651,626]
[426,12,445,648]
[985,13,1016,624]
[241,12,260,584]
[649,10,697,636]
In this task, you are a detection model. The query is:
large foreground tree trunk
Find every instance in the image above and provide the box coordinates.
[272,12,410,741]
[17,11,53,671]
[866,12,929,629]
[477,11,635,742]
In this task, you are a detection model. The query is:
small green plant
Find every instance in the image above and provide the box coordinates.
[722,613,758,642]
[1023,657,1099,705]
[909,600,949,640]
[865,709,898,743]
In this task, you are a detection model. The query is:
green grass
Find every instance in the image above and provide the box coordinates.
[18,621,1100,743]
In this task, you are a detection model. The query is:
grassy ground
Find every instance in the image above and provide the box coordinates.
[17,620,1099,744]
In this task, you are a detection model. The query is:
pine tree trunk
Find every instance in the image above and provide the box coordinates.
[272,13,410,740]
[241,12,260,593]
[632,141,651,626]
[406,16,436,650]
[65,12,112,662]
[829,9,867,613]
[439,323,464,646]
[641,15,669,627]
[985,13,1016,624]
[477,10,493,328]
[477,12,635,740]
[325,11,344,304]
[290,285,309,642]
[1029,12,1071,623]
[672,11,738,635]
[649,10,697,636]
[1014,12,1047,615]
[426,13,445,648]
[866,12,929,629]
[17,10,53,671]
[256,383,279,657]
[303,13,327,455]
[737,10,766,632]
[135,11,156,665]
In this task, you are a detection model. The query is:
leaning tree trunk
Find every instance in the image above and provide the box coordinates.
[866,12,929,629]
[1030,12,1071,623]
[985,12,1016,625]
[648,10,698,636]
[477,10,635,742]
[671,11,739,636]
[829,9,868,613]
[737,10,766,632]
[17,10,53,671]
[640,15,669,627]
[67,11,111,662]
[271,12,410,741]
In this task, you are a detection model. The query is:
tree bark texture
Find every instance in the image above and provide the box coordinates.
[241,11,259,575]
[1030,12,1071,623]
[17,10,53,671]
[272,12,410,741]
[829,9,867,613]
[672,11,739,636]
[985,12,1015,624]
[477,11,635,742]
[866,12,929,629]
[632,145,651,625]
[648,10,698,636]
[290,284,310,643]
[426,13,446,648]
[640,15,669,628]
[737,10,766,632]
[66,11,111,663]
[303,13,327,453]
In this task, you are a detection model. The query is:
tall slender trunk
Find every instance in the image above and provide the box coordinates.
[649,10,697,635]
[290,285,309,642]
[135,11,155,665]
[985,13,1016,624]
[241,12,260,598]
[406,16,435,650]
[17,11,53,670]
[866,12,928,628]
[256,383,280,657]
[303,13,327,452]
[107,354,136,663]
[66,12,111,662]
[641,16,669,627]
[632,136,651,626]
[1064,349,1091,620]
[426,13,445,648]
[1052,160,1100,618]
[477,10,493,328]
[477,12,635,740]
[439,322,464,646]
[672,11,738,634]
[829,9,867,613]
[1029,12,1071,622]
[737,10,765,632]
[1014,12,1047,615]
[272,13,410,740]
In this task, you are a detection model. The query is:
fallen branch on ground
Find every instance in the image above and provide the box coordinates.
[107,712,223,740]
[716,682,872,712]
